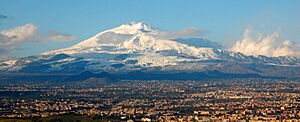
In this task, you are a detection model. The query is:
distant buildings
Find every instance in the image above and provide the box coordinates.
[0,79,300,121]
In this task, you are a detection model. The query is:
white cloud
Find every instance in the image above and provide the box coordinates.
[231,28,300,57]
[44,32,75,42]
[0,23,75,60]
[0,23,37,46]
[154,27,202,40]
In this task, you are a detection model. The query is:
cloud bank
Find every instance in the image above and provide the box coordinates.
[231,28,300,57]
[0,23,75,60]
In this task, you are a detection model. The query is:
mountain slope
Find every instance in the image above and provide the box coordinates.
[0,22,299,81]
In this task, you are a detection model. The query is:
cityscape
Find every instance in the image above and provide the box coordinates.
[1,79,300,121]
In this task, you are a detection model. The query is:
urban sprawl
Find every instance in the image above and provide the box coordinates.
[1,79,300,121]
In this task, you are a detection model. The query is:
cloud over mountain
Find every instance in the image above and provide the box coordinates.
[154,27,202,40]
[0,23,75,60]
[231,28,300,57]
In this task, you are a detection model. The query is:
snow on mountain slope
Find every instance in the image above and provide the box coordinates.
[1,22,299,74]
[121,34,219,59]
[71,22,159,48]
[40,22,299,67]
[42,22,226,67]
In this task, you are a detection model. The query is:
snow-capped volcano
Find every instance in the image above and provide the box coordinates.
[1,22,299,81]
[71,22,159,48]
[43,22,298,67]
[43,22,222,66]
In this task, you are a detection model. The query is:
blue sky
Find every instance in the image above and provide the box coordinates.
[0,0,299,58]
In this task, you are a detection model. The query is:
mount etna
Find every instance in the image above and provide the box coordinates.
[1,22,299,81]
